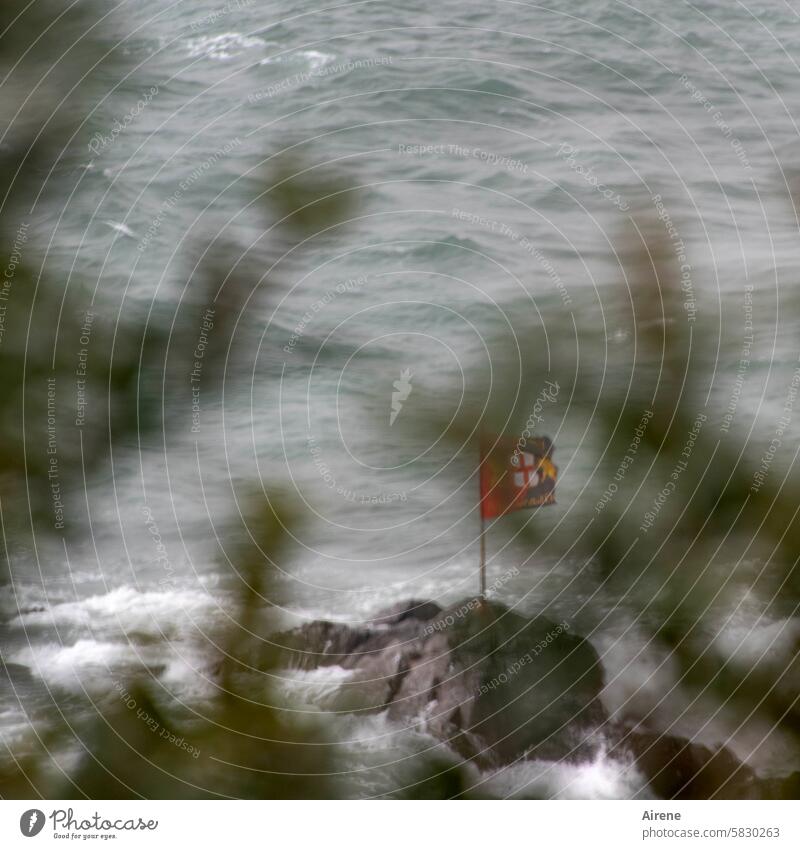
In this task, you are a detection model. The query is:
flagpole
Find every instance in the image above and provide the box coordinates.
[478,438,487,599]
[479,513,487,598]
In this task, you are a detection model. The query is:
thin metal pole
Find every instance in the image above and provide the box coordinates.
[479,513,486,598]
[478,438,487,599]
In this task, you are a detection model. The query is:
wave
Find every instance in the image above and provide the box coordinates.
[183,32,266,61]
[9,638,156,692]
[481,745,651,799]
[713,614,800,667]
[275,665,354,710]
[12,585,224,641]
[259,49,336,72]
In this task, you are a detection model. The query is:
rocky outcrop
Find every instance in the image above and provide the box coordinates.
[612,730,800,800]
[276,599,799,799]
[278,597,606,768]
[612,729,754,799]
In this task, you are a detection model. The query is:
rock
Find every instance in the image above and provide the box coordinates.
[277,598,607,767]
[443,602,606,764]
[276,602,800,796]
[275,600,800,797]
[613,729,760,799]
[368,599,442,626]
[753,771,800,799]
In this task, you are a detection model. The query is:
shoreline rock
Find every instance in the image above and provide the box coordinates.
[278,597,606,768]
[276,598,798,799]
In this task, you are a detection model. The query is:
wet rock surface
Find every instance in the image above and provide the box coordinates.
[276,599,797,799]
[278,598,606,768]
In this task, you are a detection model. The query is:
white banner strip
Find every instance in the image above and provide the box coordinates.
[0,800,797,848]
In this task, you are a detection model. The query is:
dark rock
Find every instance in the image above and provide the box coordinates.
[369,599,443,626]
[613,729,759,799]
[277,619,368,671]
[437,601,606,765]
[276,603,798,797]
[753,771,800,799]
[277,598,606,767]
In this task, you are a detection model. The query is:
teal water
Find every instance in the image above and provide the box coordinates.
[3,0,800,797]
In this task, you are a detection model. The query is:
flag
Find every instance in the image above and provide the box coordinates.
[479,436,557,520]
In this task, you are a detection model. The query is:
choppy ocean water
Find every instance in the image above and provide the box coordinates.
[3,0,800,797]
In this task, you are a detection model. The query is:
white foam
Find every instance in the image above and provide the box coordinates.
[158,650,219,702]
[299,50,335,72]
[331,709,419,754]
[275,664,353,709]
[8,634,222,701]
[12,586,216,627]
[592,628,681,723]
[185,33,266,60]
[12,585,223,640]
[0,709,36,748]
[7,586,240,699]
[9,639,148,691]
[713,615,800,666]
[259,49,335,71]
[483,747,651,799]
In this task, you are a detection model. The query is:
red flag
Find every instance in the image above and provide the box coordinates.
[479,436,557,520]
